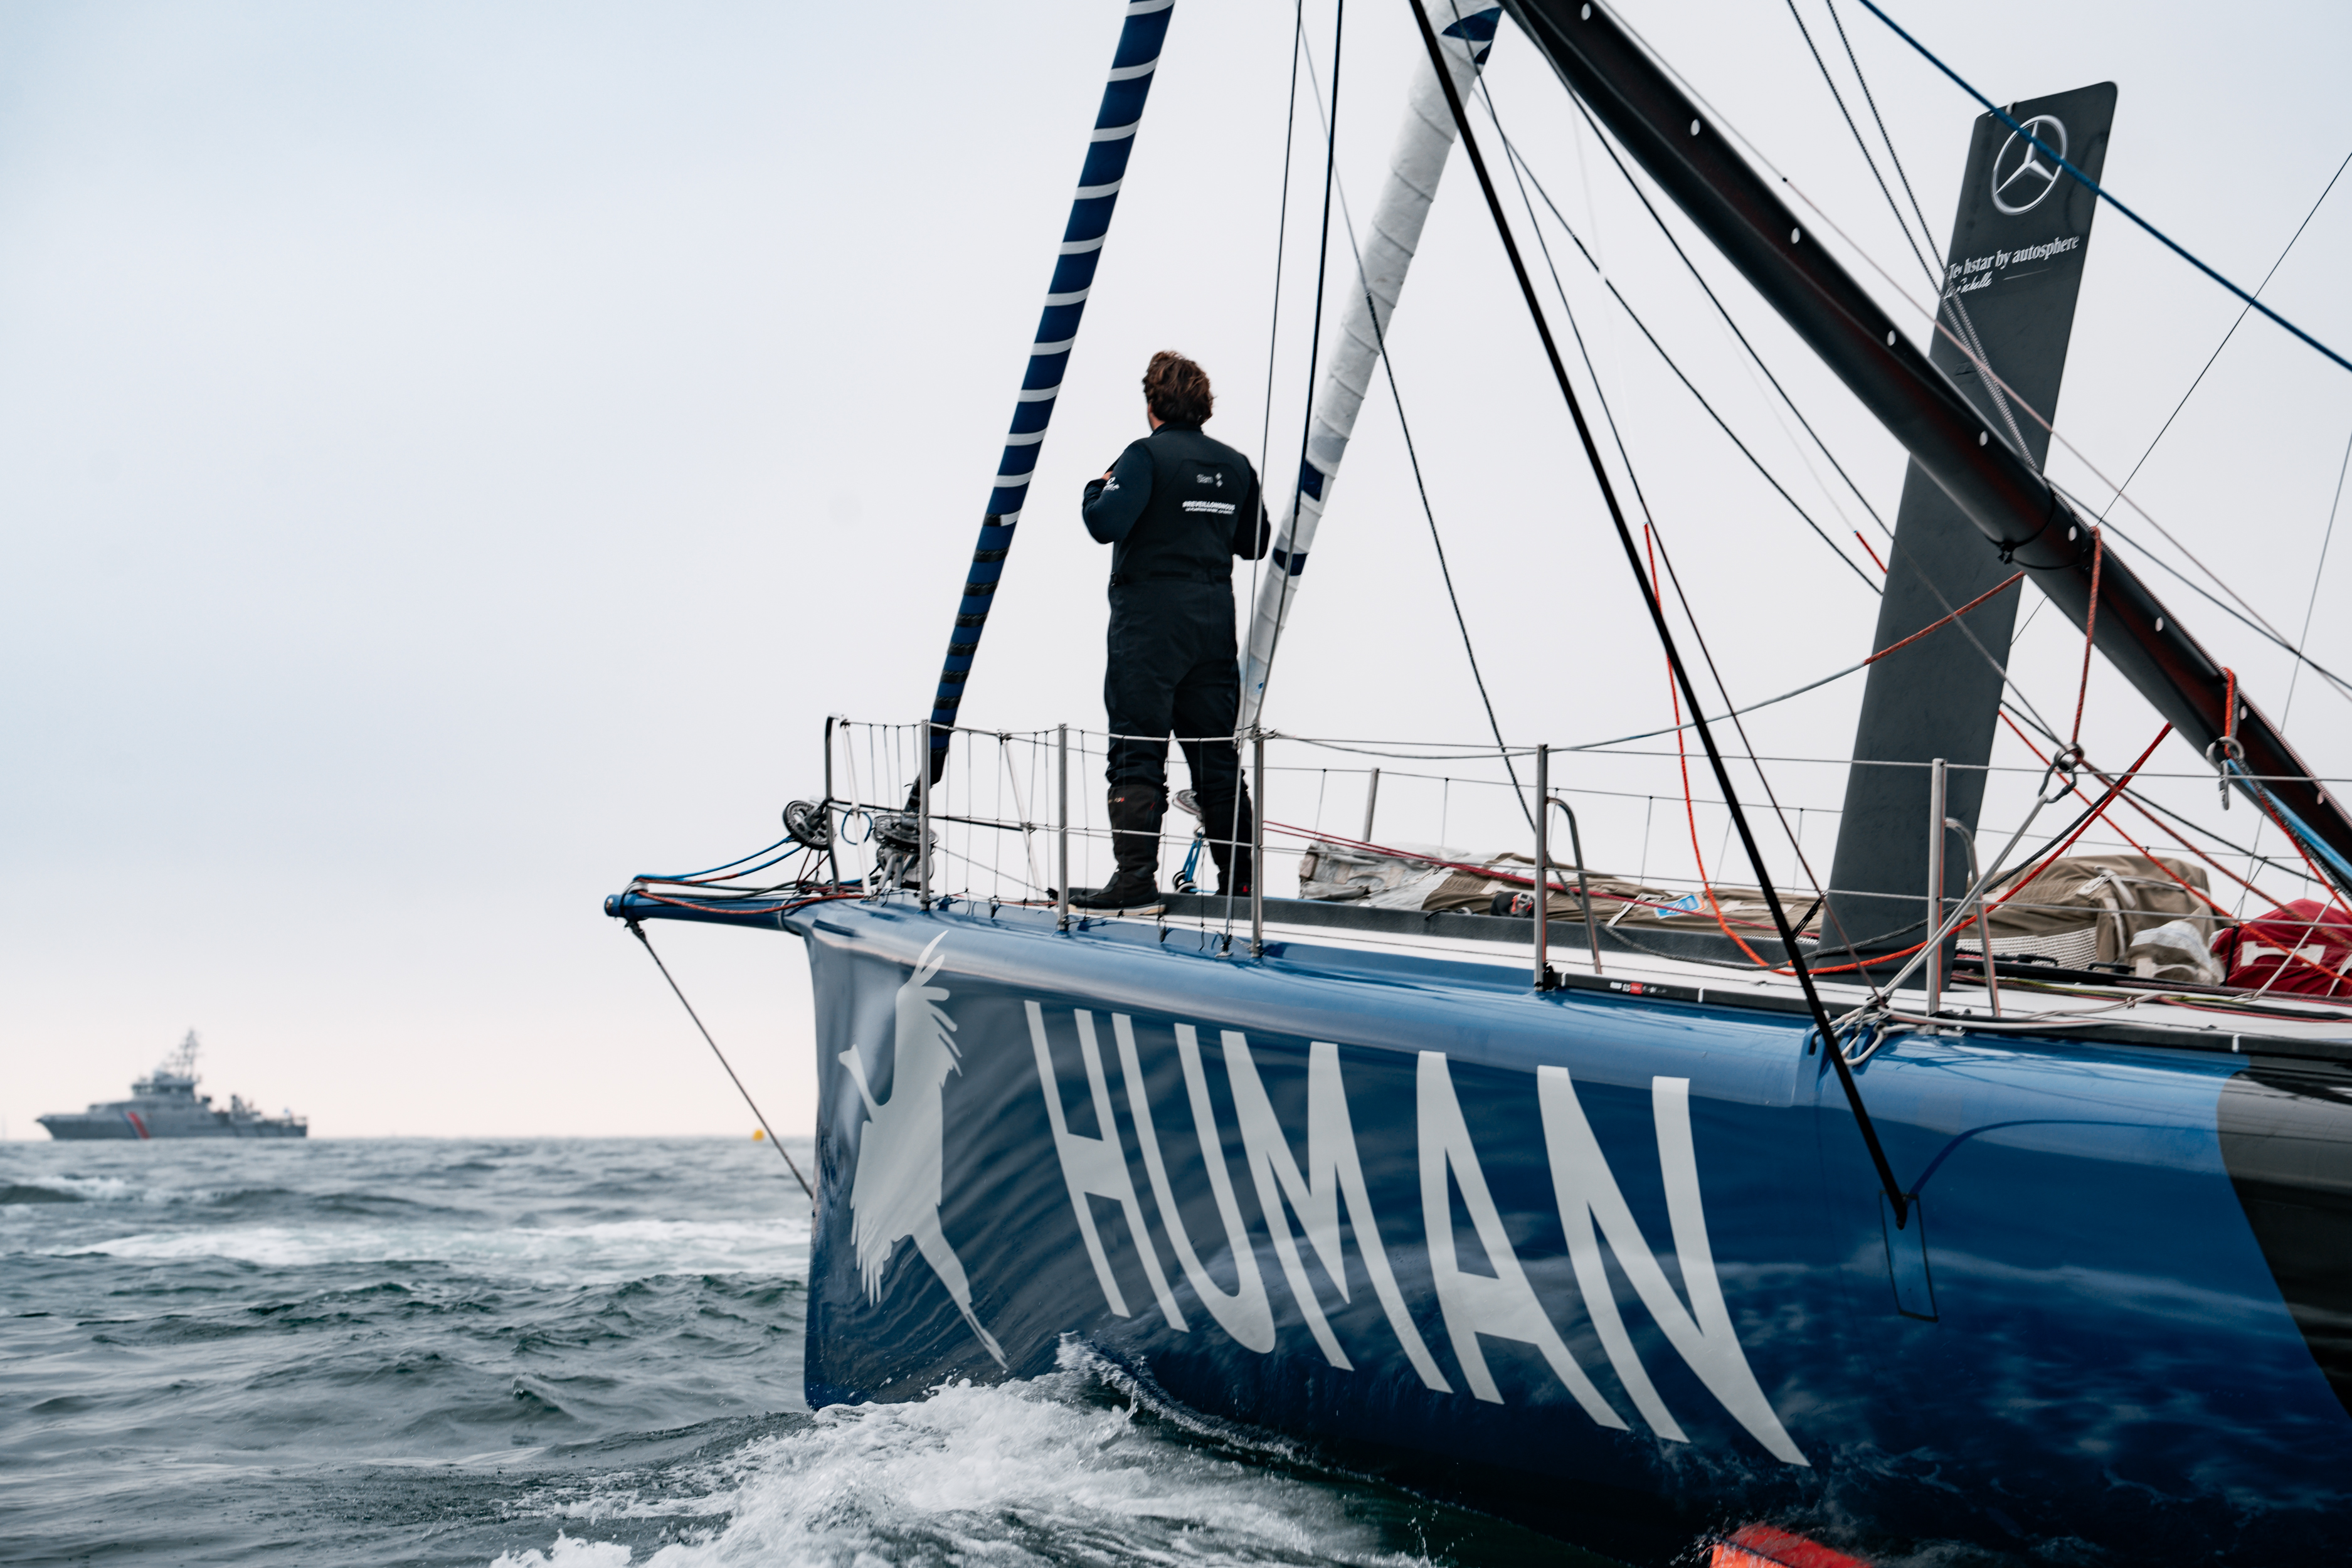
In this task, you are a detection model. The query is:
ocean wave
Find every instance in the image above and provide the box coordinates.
[0,1183,87,1204]
[1,1173,236,1205]
[50,1216,812,1283]
[490,1354,1426,1568]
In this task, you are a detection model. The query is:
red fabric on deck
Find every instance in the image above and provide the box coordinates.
[2214,899,2352,997]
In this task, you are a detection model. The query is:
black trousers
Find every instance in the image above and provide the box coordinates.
[1103,582,1248,837]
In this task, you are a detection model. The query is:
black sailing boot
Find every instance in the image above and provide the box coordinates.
[1206,785,1255,898]
[1072,785,1166,916]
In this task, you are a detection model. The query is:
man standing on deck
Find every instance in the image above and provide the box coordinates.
[1073,351,1271,916]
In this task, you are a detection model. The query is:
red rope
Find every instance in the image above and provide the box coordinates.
[1796,726,2169,977]
[1998,726,2352,989]
[1990,726,2173,905]
[1863,572,2023,669]
[1994,714,2352,987]
[1853,531,1888,573]
[2000,709,2286,908]
[1649,524,1772,967]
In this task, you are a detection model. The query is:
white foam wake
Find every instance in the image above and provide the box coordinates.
[53,1215,810,1284]
[492,1358,1421,1567]
[6,1173,231,1205]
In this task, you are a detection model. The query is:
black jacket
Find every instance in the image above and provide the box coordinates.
[1081,424,1271,585]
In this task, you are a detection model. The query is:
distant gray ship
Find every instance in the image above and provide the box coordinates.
[38,1032,308,1140]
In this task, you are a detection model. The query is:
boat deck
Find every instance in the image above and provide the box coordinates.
[1103,891,2352,1061]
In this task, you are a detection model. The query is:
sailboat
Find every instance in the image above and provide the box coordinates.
[608,2,2352,1560]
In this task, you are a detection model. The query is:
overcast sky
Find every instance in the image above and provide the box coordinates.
[5,0,2348,1139]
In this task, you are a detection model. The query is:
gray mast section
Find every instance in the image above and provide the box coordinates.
[1825,83,2116,953]
[1239,1,1502,730]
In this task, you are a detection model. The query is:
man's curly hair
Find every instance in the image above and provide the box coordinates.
[1143,351,1213,426]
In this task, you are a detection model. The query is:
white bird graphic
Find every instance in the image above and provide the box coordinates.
[838,935,1007,1367]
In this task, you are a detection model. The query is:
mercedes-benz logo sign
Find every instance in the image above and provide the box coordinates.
[1991,114,2069,216]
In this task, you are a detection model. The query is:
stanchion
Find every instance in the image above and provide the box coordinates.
[1057,724,1071,931]
[918,722,933,911]
[1534,745,1551,989]
[1926,756,1946,1017]
[1251,731,1266,958]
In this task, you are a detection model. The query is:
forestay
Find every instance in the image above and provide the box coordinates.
[1239,0,1502,730]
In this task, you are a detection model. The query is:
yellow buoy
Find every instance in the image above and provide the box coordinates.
[752,1128,766,1141]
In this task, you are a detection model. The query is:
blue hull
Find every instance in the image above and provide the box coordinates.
[760,898,2349,1560]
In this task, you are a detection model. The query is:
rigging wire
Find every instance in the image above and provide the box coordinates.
[2044,474,2352,706]
[1853,0,2352,379]
[1402,0,1915,1226]
[1727,115,2352,713]
[1476,56,1833,894]
[1489,68,1841,934]
[626,920,814,1202]
[1820,0,1940,268]
[1566,571,2022,751]
[1254,1,1308,548]
[1506,79,2079,744]
[1475,66,1846,906]
[1789,0,2030,467]
[1295,29,1531,826]
[1581,28,2351,709]
[1998,709,2307,926]
[1994,703,2338,894]
[2069,524,2104,751]
[1648,526,1776,967]
[2288,433,2352,730]
[1514,169,1882,591]
[1646,522,1855,958]
[1233,0,1309,940]
[1491,81,1895,543]
[1783,1,2034,460]
[2099,149,2352,524]
[2241,426,2352,914]
[1779,0,1937,285]
[1822,728,2168,989]
[1255,0,1347,725]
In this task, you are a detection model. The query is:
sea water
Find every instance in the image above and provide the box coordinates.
[0,1138,1586,1567]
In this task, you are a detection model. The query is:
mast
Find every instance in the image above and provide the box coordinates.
[1827,83,2117,951]
[1238,0,1502,730]
[921,0,1177,784]
[1499,0,2352,896]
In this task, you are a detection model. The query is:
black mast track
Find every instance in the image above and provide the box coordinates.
[1498,0,2352,893]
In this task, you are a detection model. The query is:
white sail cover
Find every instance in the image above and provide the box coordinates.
[1239,0,1500,730]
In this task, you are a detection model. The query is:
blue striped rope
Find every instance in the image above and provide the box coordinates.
[1853,0,2352,379]
[924,0,1176,778]
[2225,756,2352,895]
